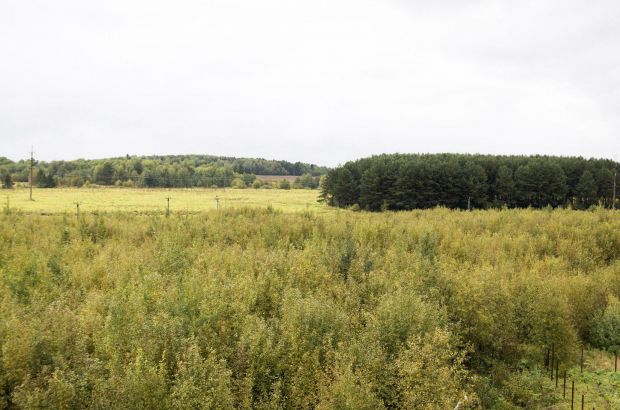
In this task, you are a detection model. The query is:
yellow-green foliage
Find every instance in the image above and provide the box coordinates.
[0,208,619,409]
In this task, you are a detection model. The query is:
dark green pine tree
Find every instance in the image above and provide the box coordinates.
[36,168,47,188]
[2,173,13,189]
[94,161,116,185]
[575,170,597,208]
[514,164,536,207]
[461,161,488,209]
[495,165,515,206]
[331,167,358,207]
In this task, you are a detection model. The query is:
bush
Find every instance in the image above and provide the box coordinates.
[590,296,620,352]
[232,178,246,189]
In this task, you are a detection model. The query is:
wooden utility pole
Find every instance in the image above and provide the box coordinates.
[29,147,34,201]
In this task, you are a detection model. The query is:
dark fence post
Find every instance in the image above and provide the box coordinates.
[581,394,584,410]
[571,381,575,410]
[563,370,567,398]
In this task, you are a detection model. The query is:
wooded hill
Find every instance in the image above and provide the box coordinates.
[320,153,619,210]
[0,155,328,189]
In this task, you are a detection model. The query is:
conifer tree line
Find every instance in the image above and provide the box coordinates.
[320,154,619,210]
[0,155,327,189]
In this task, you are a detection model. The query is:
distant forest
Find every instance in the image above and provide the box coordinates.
[320,154,619,210]
[0,155,328,189]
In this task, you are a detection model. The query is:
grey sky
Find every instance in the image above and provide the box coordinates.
[1,0,619,166]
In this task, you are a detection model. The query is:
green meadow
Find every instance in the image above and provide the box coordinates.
[2,187,325,214]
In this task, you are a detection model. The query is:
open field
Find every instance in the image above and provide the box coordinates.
[0,207,618,408]
[1,187,325,214]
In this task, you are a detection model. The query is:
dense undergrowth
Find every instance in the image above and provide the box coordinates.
[0,208,619,409]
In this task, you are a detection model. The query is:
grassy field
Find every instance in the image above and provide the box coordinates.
[2,187,326,214]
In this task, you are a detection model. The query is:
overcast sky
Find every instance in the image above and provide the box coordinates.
[1,0,619,166]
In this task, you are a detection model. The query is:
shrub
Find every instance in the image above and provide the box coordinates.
[590,296,620,352]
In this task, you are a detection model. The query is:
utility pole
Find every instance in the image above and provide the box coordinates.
[29,147,34,201]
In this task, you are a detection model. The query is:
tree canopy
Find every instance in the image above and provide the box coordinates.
[0,155,328,189]
[321,153,619,210]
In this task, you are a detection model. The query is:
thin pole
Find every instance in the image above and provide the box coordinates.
[563,370,566,398]
[29,147,34,201]
[215,195,220,210]
[550,358,554,380]
[551,343,555,380]
[74,202,81,219]
[571,381,574,410]
[555,361,559,388]
[581,346,584,373]
[581,394,584,410]
[615,351,617,372]
[166,197,170,217]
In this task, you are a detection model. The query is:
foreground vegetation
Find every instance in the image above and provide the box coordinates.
[0,207,618,408]
[1,188,324,214]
